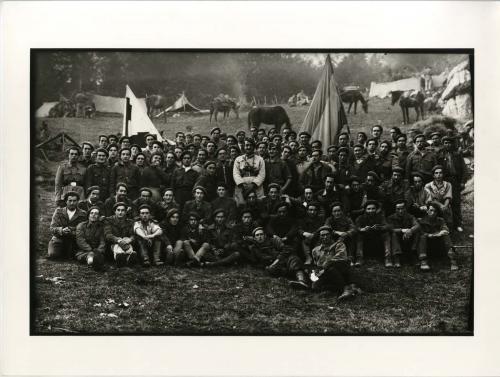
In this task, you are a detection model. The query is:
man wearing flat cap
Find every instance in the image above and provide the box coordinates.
[134,204,163,267]
[104,202,138,267]
[182,185,212,225]
[48,191,87,260]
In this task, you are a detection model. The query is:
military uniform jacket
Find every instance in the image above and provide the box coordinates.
[182,200,212,225]
[110,162,141,195]
[249,237,284,264]
[195,174,218,202]
[141,165,170,190]
[49,207,88,237]
[85,163,111,199]
[419,215,449,234]
[406,149,438,180]
[265,157,291,187]
[315,186,349,214]
[211,197,238,222]
[355,212,389,231]
[160,222,183,246]
[78,199,105,214]
[103,196,134,217]
[209,224,235,250]
[54,161,87,202]
[181,225,210,247]
[172,167,200,206]
[104,216,135,244]
[76,220,105,252]
[300,162,332,192]
[312,240,348,269]
[387,212,420,232]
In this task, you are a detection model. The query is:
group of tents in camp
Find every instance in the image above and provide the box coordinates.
[35,56,472,149]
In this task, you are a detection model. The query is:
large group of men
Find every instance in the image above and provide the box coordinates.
[46,122,470,300]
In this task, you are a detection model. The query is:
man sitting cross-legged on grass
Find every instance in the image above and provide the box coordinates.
[309,225,361,300]
[298,201,324,267]
[202,209,241,267]
[387,199,421,268]
[355,200,392,267]
[160,208,185,266]
[417,202,458,271]
[248,227,309,290]
[75,206,106,271]
[48,192,88,260]
[231,209,260,264]
[104,202,138,267]
[134,204,163,267]
[181,212,211,267]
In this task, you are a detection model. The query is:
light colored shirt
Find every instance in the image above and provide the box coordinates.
[67,208,76,220]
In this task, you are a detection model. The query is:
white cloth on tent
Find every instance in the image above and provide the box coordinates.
[35,102,58,117]
[123,85,164,142]
[369,77,422,98]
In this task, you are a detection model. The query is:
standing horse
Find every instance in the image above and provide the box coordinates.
[247,106,291,133]
[340,90,369,114]
[391,90,425,125]
[209,98,239,123]
[146,94,168,123]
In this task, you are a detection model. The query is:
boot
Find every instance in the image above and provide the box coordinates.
[337,285,355,301]
[354,257,364,267]
[393,255,401,268]
[420,260,430,271]
[384,257,393,268]
[115,253,127,268]
[289,270,309,290]
[152,242,163,266]
[127,252,138,266]
[450,260,459,271]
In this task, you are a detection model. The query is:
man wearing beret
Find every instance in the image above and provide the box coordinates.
[54,146,86,206]
[363,171,385,206]
[210,127,226,149]
[104,202,138,267]
[79,141,95,168]
[387,199,421,267]
[315,174,349,216]
[104,183,133,217]
[85,147,111,201]
[406,134,438,182]
[134,204,163,267]
[75,206,106,271]
[438,136,467,232]
[307,225,359,300]
[48,192,87,260]
[298,131,312,155]
[78,185,105,214]
[392,133,410,176]
[110,147,141,200]
[335,147,352,186]
[182,186,212,225]
[203,209,240,267]
[172,151,200,208]
[350,144,375,182]
[233,138,266,205]
[300,149,333,193]
[249,227,309,289]
[355,200,392,267]
[429,132,443,154]
[192,149,208,174]
[266,202,300,254]
[140,152,170,201]
[298,201,324,266]
[258,183,284,226]
[214,147,236,197]
[345,176,365,221]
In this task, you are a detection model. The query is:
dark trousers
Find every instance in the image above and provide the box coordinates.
[391,230,420,256]
[312,261,351,294]
[137,238,162,263]
[267,253,303,278]
[449,177,463,228]
[47,236,76,259]
[356,231,391,259]
[418,234,456,262]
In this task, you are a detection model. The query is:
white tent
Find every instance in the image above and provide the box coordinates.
[123,85,164,142]
[93,94,146,114]
[165,92,204,113]
[35,102,58,117]
[369,77,422,98]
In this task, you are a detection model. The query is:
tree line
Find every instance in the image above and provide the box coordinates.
[33,51,466,108]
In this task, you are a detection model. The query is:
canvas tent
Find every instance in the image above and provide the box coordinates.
[299,55,348,152]
[35,102,58,117]
[123,85,167,144]
[369,73,447,99]
[94,94,147,114]
[165,93,204,113]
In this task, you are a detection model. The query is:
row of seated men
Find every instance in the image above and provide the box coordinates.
[47,182,458,301]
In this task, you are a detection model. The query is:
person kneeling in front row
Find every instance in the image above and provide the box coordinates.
[309,226,361,300]
[75,206,106,271]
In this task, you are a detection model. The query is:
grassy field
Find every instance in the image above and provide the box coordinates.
[32,97,474,335]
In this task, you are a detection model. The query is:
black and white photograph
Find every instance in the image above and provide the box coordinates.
[30,49,474,335]
[3,2,500,376]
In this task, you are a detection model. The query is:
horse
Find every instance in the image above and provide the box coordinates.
[390,90,425,125]
[340,90,369,114]
[209,98,239,123]
[72,92,95,118]
[145,94,169,123]
[247,106,291,133]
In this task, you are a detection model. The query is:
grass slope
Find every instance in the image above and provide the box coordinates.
[32,98,473,334]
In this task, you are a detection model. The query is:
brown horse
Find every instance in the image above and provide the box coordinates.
[391,90,425,124]
[340,90,369,114]
[209,98,239,123]
[247,106,291,133]
[146,94,168,123]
